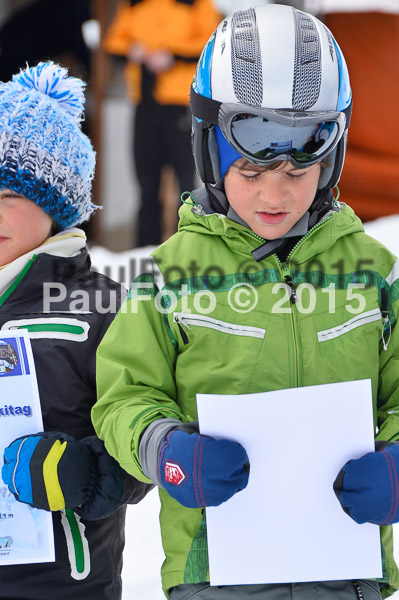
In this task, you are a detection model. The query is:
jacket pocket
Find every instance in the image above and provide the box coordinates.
[316,308,381,343]
[173,312,266,339]
[1,317,90,342]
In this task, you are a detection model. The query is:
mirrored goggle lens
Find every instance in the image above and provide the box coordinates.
[229,114,340,164]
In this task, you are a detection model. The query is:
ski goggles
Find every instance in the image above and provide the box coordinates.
[190,88,349,169]
[217,103,347,168]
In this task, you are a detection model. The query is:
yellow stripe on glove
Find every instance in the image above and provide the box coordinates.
[43,440,67,510]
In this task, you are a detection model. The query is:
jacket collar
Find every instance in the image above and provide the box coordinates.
[0,229,86,299]
[0,248,91,310]
[178,187,364,265]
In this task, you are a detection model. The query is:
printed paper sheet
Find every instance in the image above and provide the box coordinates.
[0,330,55,565]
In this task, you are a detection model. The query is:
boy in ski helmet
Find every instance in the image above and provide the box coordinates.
[94,4,399,599]
[0,62,150,599]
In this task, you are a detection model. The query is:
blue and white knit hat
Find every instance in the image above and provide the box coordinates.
[0,62,97,231]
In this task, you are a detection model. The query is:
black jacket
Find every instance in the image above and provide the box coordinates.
[0,247,150,600]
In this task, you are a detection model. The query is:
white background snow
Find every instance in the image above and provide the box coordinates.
[89,214,399,599]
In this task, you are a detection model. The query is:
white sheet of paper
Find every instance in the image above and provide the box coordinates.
[197,380,382,585]
[0,330,55,565]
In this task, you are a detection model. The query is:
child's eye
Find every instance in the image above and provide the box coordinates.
[286,171,307,180]
[241,173,261,182]
[0,193,23,202]
[0,192,20,199]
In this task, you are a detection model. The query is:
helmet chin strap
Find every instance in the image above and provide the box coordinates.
[308,187,336,228]
[205,181,229,214]
[205,182,336,262]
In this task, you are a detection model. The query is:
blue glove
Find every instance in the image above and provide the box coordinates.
[158,429,249,508]
[2,432,126,520]
[334,441,399,525]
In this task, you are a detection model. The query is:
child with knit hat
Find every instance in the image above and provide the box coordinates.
[0,62,150,600]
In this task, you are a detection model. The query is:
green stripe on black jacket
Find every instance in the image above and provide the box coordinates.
[94,199,399,598]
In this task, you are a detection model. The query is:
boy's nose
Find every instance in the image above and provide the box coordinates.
[259,176,286,207]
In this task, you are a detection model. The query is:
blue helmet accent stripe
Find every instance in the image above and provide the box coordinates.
[333,38,352,111]
[215,125,242,179]
[193,31,216,99]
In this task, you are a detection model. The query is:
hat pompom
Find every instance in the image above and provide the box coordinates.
[12,62,85,120]
[0,61,97,230]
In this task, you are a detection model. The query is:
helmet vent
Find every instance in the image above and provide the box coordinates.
[292,10,321,110]
[275,110,313,119]
[231,8,263,107]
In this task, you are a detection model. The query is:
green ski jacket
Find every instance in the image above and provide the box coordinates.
[93,199,399,598]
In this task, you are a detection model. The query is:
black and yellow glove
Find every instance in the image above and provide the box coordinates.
[2,432,126,520]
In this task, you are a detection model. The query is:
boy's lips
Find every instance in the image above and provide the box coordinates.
[257,211,288,225]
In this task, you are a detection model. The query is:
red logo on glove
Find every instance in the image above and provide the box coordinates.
[165,461,186,485]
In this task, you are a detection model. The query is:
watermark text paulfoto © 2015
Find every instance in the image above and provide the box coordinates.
[91,256,376,289]
[42,281,373,316]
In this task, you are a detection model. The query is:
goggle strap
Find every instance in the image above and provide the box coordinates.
[190,87,221,124]
[191,86,352,132]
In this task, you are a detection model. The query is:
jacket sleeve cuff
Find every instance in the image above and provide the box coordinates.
[139,418,182,487]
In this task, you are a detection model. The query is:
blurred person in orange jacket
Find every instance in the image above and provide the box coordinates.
[103,0,221,246]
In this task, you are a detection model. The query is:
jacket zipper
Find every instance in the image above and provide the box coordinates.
[381,287,391,351]
[246,213,333,262]
[283,214,333,262]
[281,264,297,304]
[352,582,364,600]
[246,215,333,389]
[174,312,266,342]
[174,316,190,345]
[317,308,382,342]
[279,260,299,387]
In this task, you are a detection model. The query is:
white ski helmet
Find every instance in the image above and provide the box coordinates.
[191,4,352,190]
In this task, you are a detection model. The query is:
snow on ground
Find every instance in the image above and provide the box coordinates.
[364,215,399,254]
[89,213,399,600]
